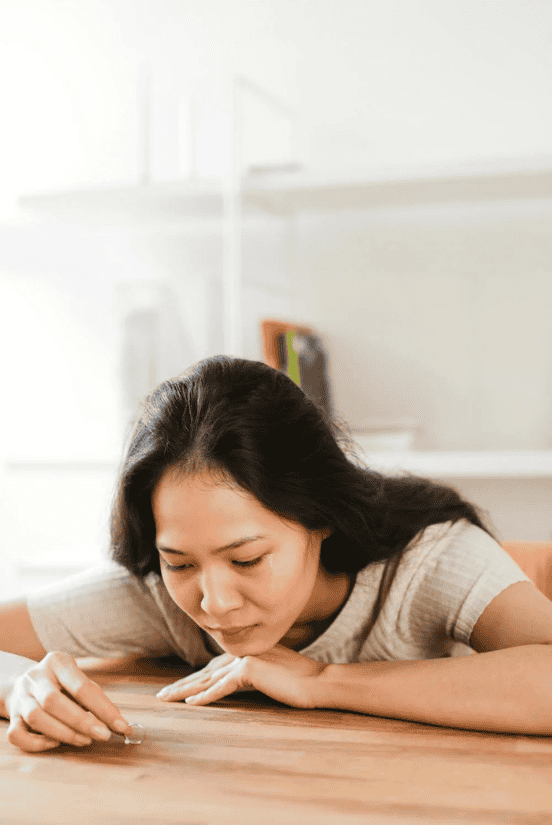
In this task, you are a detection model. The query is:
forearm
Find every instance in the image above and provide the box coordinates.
[0,651,36,719]
[316,644,552,735]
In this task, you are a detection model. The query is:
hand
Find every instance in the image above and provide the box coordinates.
[6,651,135,752]
[156,644,328,709]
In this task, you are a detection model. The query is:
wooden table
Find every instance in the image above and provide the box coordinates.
[2,656,552,825]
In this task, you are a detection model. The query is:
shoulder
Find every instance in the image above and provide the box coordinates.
[381,517,531,623]
[405,518,502,569]
[398,519,534,597]
[25,561,162,623]
[353,520,476,599]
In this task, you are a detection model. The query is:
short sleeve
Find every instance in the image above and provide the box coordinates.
[26,561,185,659]
[368,520,532,660]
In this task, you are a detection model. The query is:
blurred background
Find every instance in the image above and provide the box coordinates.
[1,0,551,599]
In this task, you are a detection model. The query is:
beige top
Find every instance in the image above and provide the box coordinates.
[26,520,531,667]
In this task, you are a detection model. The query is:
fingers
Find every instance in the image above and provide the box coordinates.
[14,698,93,748]
[183,654,235,678]
[185,669,241,705]
[7,716,61,753]
[157,672,220,701]
[30,682,110,742]
[157,660,238,701]
[46,653,132,737]
[156,663,218,698]
[157,657,254,705]
[5,652,138,753]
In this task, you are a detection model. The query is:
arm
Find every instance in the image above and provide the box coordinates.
[317,644,552,735]
[0,600,48,718]
[316,580,552,735]
[161,580,552,737]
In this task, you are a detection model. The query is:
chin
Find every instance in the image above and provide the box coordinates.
[220,636,277,657]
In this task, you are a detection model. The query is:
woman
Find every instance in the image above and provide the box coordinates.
[2,355,552,752]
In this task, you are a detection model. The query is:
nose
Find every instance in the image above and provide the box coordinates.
[199,564,245,619]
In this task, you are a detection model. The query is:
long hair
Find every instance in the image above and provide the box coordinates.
[110,355,494,578]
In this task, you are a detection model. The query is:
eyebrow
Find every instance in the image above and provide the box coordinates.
[156,535,268,557]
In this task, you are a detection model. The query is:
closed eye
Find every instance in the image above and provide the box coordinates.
[233,556,264,569]
[160,556,265,572]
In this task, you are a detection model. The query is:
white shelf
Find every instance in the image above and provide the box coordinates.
[354,450,552,479]
[18,157,552,223]
[5,451,552,479]
[18,178,226,224]
[244,159,552,215]
[4,458,120,470]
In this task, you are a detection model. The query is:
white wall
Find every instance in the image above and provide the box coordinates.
[3,1,552,210]
[1,1,551,593]
[0,209,312,598]
[2,0,551,448]
[301,207,552,450]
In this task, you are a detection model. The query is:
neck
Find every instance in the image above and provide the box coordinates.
[280,569,353,649]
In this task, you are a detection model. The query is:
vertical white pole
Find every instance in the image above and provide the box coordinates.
[138,63,151,186]
[189,95,198,181]
[177,91,197,180]
[223,77,243,357]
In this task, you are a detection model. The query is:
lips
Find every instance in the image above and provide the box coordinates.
[207,624,257,637]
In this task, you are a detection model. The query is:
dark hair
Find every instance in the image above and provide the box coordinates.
[110,355,494,578]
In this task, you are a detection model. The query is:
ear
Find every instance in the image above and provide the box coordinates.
[320,526,334,541]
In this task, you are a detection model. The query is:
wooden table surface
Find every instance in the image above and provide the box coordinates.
[2,656,552,825]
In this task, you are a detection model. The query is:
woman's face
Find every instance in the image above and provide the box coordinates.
[151,469,342,656]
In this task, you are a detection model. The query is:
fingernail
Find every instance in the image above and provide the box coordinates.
[76,736,93,746]
[112,718,130,734]
[91,725,111,741]
[156,689,168,698]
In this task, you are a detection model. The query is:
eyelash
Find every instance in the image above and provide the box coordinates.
[161,556,265,573]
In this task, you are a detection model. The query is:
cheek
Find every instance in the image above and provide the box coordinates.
[161,572,196,613]
[161,569,264,615]
[264,553,314,601]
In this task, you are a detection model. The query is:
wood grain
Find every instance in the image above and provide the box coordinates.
[2,657,552,824]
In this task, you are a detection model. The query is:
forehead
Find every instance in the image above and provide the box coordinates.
[152,470,292,534]
[154,469,248,508]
